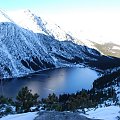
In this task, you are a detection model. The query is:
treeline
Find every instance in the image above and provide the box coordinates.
[0,86,118,118]
[41,88,117,111]
[93,69,120,89]
[86,53,120,70]
[41,69,120,111]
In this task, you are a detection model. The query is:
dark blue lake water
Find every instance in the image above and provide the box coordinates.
[0,67,100,99]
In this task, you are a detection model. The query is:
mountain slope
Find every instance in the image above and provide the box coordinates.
[90,41,120,58]
[75,32,120,58]
[8,9,74,41]
[0,10,120,78]
[0,21,100,78]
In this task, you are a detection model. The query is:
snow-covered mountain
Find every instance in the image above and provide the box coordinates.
[8,9,75,42]
[0,9,120,78]
[0,9,100,78]
[90,41,120,58]
[75,31,120,58]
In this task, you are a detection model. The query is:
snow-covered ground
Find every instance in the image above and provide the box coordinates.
[0,112,37,120]
[85,106,120,120]
[1,106,120,120]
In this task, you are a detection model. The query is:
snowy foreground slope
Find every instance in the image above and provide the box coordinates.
[0,9,102,78]
[0,112,38,120]
[1,106,120,120]
[85,106,120,120]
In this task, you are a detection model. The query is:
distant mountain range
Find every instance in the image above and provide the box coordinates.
[75,32,120,58]
[0,9,120,78]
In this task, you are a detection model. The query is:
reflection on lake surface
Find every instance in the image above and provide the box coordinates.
[0,67,100,99]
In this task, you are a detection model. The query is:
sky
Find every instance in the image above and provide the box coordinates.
[0,0,120,43]
[1,0,120,10]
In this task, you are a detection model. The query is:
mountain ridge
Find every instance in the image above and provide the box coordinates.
[7,9,75,42]
[0,10,120,78]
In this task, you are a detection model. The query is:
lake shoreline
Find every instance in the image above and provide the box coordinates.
[0,67,100,99]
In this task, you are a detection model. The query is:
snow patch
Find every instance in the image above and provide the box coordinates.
[112,46,120,50]
[1,112,37,120]
[85,106,120,120]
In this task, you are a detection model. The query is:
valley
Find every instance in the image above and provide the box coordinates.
[0,10,120,79]
[0,9,120,120]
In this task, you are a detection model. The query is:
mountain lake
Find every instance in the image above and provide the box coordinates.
[0,67,100,99]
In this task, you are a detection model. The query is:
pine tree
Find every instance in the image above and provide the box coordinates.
[16,87,39,113]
